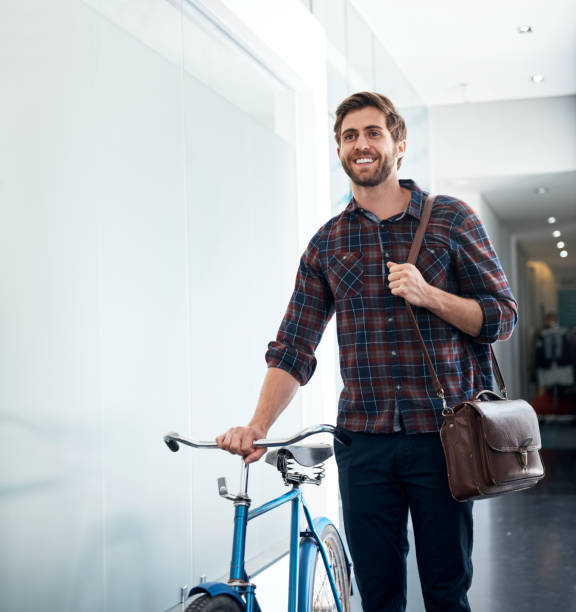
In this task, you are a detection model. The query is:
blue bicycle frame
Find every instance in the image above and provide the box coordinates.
[164,425,351,612]
[189,462,344,612]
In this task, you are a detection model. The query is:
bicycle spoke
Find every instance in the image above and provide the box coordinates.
[312,539,345,612]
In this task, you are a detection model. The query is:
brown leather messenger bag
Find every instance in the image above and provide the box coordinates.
[405,194,545,501]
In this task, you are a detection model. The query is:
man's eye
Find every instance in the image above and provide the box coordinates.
[344,133,355,141]
[369,131,380,137]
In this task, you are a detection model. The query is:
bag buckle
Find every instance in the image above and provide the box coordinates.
[517,438,532,470]
[518,447,528,470]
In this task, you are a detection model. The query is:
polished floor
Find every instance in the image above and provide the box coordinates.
[349,421,576,612]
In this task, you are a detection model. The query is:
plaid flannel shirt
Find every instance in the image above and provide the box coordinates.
[265,180,518,433]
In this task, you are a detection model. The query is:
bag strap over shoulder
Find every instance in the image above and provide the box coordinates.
[404,194,507,412]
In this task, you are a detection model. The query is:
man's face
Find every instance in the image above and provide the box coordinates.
[338,106,406,188]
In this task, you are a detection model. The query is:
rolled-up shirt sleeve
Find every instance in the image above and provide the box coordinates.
[453,209,518,344]
[265,238,335,385]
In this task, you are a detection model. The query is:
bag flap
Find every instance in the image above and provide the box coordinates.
[468,398,542,452]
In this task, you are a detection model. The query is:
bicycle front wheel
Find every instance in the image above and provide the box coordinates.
[299,519,351,612]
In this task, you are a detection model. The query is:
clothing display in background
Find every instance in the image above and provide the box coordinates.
[534,325,576,414]
[535,326,575,388]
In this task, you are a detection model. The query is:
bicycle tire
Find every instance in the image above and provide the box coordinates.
[185,594,244,612]
[300,520,351,612]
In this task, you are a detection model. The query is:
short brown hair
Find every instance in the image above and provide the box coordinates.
[333,92,407,167]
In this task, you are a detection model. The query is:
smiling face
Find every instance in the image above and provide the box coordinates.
[337,106,406,188]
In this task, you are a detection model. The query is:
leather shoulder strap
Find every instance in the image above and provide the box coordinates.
[407,194,435,264]
[404,194,508,401]
[404,196,446,402]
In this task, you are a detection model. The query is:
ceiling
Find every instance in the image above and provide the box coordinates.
[352,0,576,106]
[353,0,576,276]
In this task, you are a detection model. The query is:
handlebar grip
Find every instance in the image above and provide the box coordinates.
[164,437,180,452]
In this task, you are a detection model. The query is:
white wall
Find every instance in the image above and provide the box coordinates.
[430,95,576,180]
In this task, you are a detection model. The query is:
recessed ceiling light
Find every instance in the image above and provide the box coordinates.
[518,25,533,34]
[560,250,568,258]
[553,230,561,238]
[535,186,548,195]
[557,241,566,249]
[531,74,544,83]
[547,217,556,224]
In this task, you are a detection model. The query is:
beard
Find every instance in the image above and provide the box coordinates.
[341,153,395,187]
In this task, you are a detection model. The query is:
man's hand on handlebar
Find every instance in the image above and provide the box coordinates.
[216,424,268,464]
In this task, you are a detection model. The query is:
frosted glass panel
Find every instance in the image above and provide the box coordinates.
[347,5,373,87]
[0,0,300,610]
[0,1,190,610]
[181,4,300,584]
[320,7,430,208]
[313,0,347,49]
[373,38,424,108]
[399,105,430,190]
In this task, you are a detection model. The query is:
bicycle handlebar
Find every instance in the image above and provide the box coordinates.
[163,423,350,453]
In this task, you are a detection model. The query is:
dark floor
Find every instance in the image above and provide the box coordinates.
[349,421,576,612]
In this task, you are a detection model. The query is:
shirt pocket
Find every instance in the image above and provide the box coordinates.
[327,251,364,299]
[417,244,450,288]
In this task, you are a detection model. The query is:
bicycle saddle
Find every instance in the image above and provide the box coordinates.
[265,443,333,467]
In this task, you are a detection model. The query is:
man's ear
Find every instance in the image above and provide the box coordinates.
[396,139,407,160]
[337,146,341,158]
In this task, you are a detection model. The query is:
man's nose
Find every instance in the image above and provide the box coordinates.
[354,134,370,150]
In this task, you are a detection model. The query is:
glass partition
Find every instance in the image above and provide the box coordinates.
[311,0,430,212]
[0,1,190,609]
[0,0,302,610]
[180,0,300,584]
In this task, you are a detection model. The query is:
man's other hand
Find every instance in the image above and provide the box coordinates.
[216,424,268,464]
[386,261,432,307]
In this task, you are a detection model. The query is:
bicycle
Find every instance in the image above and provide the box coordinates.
[163,424,352,612]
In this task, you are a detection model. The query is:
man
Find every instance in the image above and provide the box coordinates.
[217,92,517,611]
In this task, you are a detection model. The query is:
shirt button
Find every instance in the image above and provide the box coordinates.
[396,384,401,391]
[384,252,390,258]
[387,317,393,323]
[391,351,397,356]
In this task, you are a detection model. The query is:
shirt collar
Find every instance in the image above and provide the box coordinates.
[344,179,428,221]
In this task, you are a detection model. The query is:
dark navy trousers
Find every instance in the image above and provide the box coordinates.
[335,430,473,612]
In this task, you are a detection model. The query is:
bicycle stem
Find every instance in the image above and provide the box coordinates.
[239,460,250,497]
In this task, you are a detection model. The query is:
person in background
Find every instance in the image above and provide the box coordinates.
[217,92,517,611]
